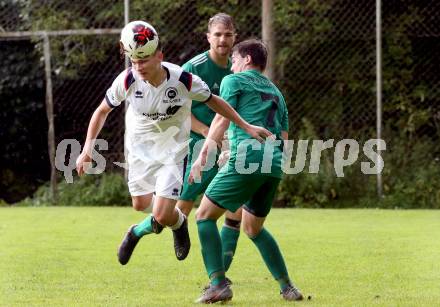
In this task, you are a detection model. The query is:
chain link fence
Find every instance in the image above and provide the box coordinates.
[1,0,439,207]
[380,0,440,207]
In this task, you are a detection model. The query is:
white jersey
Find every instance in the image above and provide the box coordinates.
[105,62,212,165]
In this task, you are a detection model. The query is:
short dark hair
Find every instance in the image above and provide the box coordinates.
[232,39,268,71]
[208,13,236,32]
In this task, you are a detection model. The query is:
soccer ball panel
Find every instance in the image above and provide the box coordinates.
[120,21,159,59]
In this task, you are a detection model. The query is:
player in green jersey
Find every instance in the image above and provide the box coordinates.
[189,39,304,304]
[177,13,243,276]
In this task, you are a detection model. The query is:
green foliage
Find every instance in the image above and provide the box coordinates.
[382,7,436,139]
[271,1,439,209]
[277,119,440,209]
[128,0,262,64]
[376,131,440,209]
[274,0,376,140]
[20,1,121,79]
[0,39,47,203]
[0,169,42,204]
[377,166,440,209]
[0,199,8,207]
[3,0,439,208]
[17,172,131,207]
[277,118,376,208]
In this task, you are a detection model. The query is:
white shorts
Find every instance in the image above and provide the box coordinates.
[124,116,189,199]
[127,157,187,199]
[125,135,187,199]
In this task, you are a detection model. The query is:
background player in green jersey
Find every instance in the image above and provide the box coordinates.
[189,39,304,304]
[177,13,243,274]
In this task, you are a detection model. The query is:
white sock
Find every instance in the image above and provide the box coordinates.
[169,207,185,230]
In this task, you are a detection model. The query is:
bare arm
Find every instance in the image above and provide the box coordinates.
[76,99,113,175]
[199,114,230,164]
[205,95,247,132]
[189,95,274,183]
[207,114,230,144]
[191,113,210,138]
[205,94,272,143]
[188,114,230,184]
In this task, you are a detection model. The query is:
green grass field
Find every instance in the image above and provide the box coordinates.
[1,208,439,306]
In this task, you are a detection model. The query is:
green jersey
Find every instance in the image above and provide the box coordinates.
[182,51,232,140]
[220,69,289,178]
[179,51,232,201]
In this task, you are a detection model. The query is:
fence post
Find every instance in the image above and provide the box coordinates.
[376,0,383,198]
[262,0,275,80]
[43,32,57,204]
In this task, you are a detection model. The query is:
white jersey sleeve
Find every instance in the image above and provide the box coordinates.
[188,73,212,103]
[105,69,133,108]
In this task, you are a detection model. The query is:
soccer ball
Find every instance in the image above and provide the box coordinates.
[120,21,159,59]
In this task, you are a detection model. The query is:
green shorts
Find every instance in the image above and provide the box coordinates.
[180,136,219,201]
[205,170,281,218]
[180,162,219,201]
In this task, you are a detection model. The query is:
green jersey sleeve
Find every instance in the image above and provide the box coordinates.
[182,61,194,73]
[219,75,241,108]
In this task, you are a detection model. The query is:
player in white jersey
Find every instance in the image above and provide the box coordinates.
[109,60,210,192]
[75,21,272,265]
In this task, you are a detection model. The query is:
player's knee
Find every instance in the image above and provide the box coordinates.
[131,195,153,212]
[243,223,262,238]
[152,212,169,226]
[195,208,202,221]
[132,200,148,212]
[195,206,210,221]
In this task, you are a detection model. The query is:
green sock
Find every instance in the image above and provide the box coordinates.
[220,226,240,272]
[277,276,292,291]
[133,215,154,237]
[197,219,225,285]
[250,227,291,290]
[210,272,226,286]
